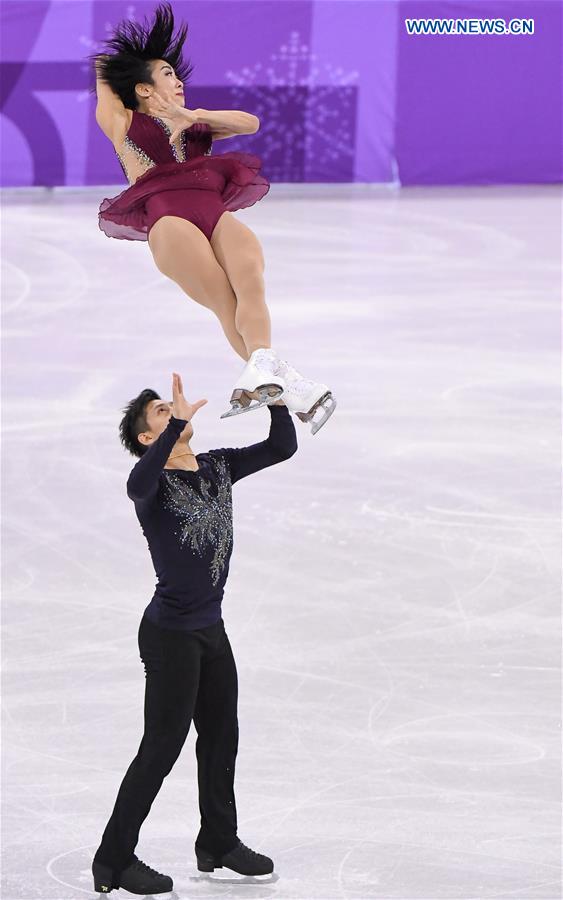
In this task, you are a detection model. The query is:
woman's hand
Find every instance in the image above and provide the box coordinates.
[171,372,207,422]
[147,91,198,143]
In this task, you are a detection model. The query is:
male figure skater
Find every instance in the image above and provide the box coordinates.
[92,372,297,895]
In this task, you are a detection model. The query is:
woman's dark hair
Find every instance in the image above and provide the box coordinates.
[87,1,194,109]
[119,388,161,457]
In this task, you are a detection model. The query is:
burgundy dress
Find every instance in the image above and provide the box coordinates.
[98,110,270,242]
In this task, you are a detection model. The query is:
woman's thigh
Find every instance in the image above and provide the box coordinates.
[209,212,265,290]
[147,214,235,314]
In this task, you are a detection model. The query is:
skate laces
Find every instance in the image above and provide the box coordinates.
[259,351,325,399]
[236,841,262,860]
[287,377,318,398]
[132,859,163,878]
[276,359,319,397]
[250,348,278,376]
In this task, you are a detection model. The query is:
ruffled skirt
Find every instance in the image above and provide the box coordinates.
[98,151,270,241]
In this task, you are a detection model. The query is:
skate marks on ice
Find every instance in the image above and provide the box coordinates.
[1,185,561,899]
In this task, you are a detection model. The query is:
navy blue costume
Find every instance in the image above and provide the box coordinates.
[93,404,297,886]
[128,403,298,631]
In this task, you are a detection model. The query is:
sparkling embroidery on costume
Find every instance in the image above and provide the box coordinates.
[161,456,233,586]
[150,115,213,160]
[150,116,186,162]
[115,135,156,185]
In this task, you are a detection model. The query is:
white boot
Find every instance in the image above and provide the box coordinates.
[273,356,336,435]
[220,347,285,419]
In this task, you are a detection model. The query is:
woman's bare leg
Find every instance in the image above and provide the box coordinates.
[210,214,272,356]
[148,216,249,361]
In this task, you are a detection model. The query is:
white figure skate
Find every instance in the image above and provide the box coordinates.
[274,357,336,435]
[220,347,285,418]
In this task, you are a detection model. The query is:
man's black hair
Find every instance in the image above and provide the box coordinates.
[119,388,161,458]
[87,2,194,110]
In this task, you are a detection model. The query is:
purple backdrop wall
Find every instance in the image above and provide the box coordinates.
[0,0,560,188]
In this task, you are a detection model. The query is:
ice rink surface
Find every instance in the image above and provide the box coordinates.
[2,183,561,899]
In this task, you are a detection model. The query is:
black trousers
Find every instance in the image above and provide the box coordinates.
[93,613,239,881]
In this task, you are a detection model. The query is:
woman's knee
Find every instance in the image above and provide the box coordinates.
[231,260,265,299]
[241,245,265,278]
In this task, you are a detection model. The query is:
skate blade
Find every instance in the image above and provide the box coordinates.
[220,385,284,419]
[296,392,337,434]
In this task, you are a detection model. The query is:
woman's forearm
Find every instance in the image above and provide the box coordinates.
[194,108,259,134]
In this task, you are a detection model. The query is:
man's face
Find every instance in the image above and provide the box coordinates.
[138,398,193,449]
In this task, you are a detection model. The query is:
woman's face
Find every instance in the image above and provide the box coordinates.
[136,58,185,110]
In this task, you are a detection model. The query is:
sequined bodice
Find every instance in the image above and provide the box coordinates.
[115,110,213,186]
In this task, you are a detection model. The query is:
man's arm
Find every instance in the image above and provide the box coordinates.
[127,415,188,502]
[212,404,298,485]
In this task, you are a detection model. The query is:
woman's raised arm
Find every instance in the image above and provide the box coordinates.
[93,55,130,143]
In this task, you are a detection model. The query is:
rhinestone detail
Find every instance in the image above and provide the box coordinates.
[161,456,233,587]
[150,115,186,162]
[115,135,156,185]
[150,115,214,159]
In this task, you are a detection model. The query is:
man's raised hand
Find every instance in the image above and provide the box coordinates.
[171,372,207,422]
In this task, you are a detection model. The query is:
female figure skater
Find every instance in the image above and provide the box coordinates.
[90,1,336,434]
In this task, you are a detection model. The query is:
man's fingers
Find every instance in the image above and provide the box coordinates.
[190,399,208,415]
[171,375,207,418]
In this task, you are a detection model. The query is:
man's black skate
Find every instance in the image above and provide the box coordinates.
[92,855,172,894]
[195,838,274,876]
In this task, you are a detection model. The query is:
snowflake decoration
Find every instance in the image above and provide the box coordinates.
[223,30,359,179]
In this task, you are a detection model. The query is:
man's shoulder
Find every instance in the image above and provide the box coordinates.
[202,449,232,478]
[203,447,229,461]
